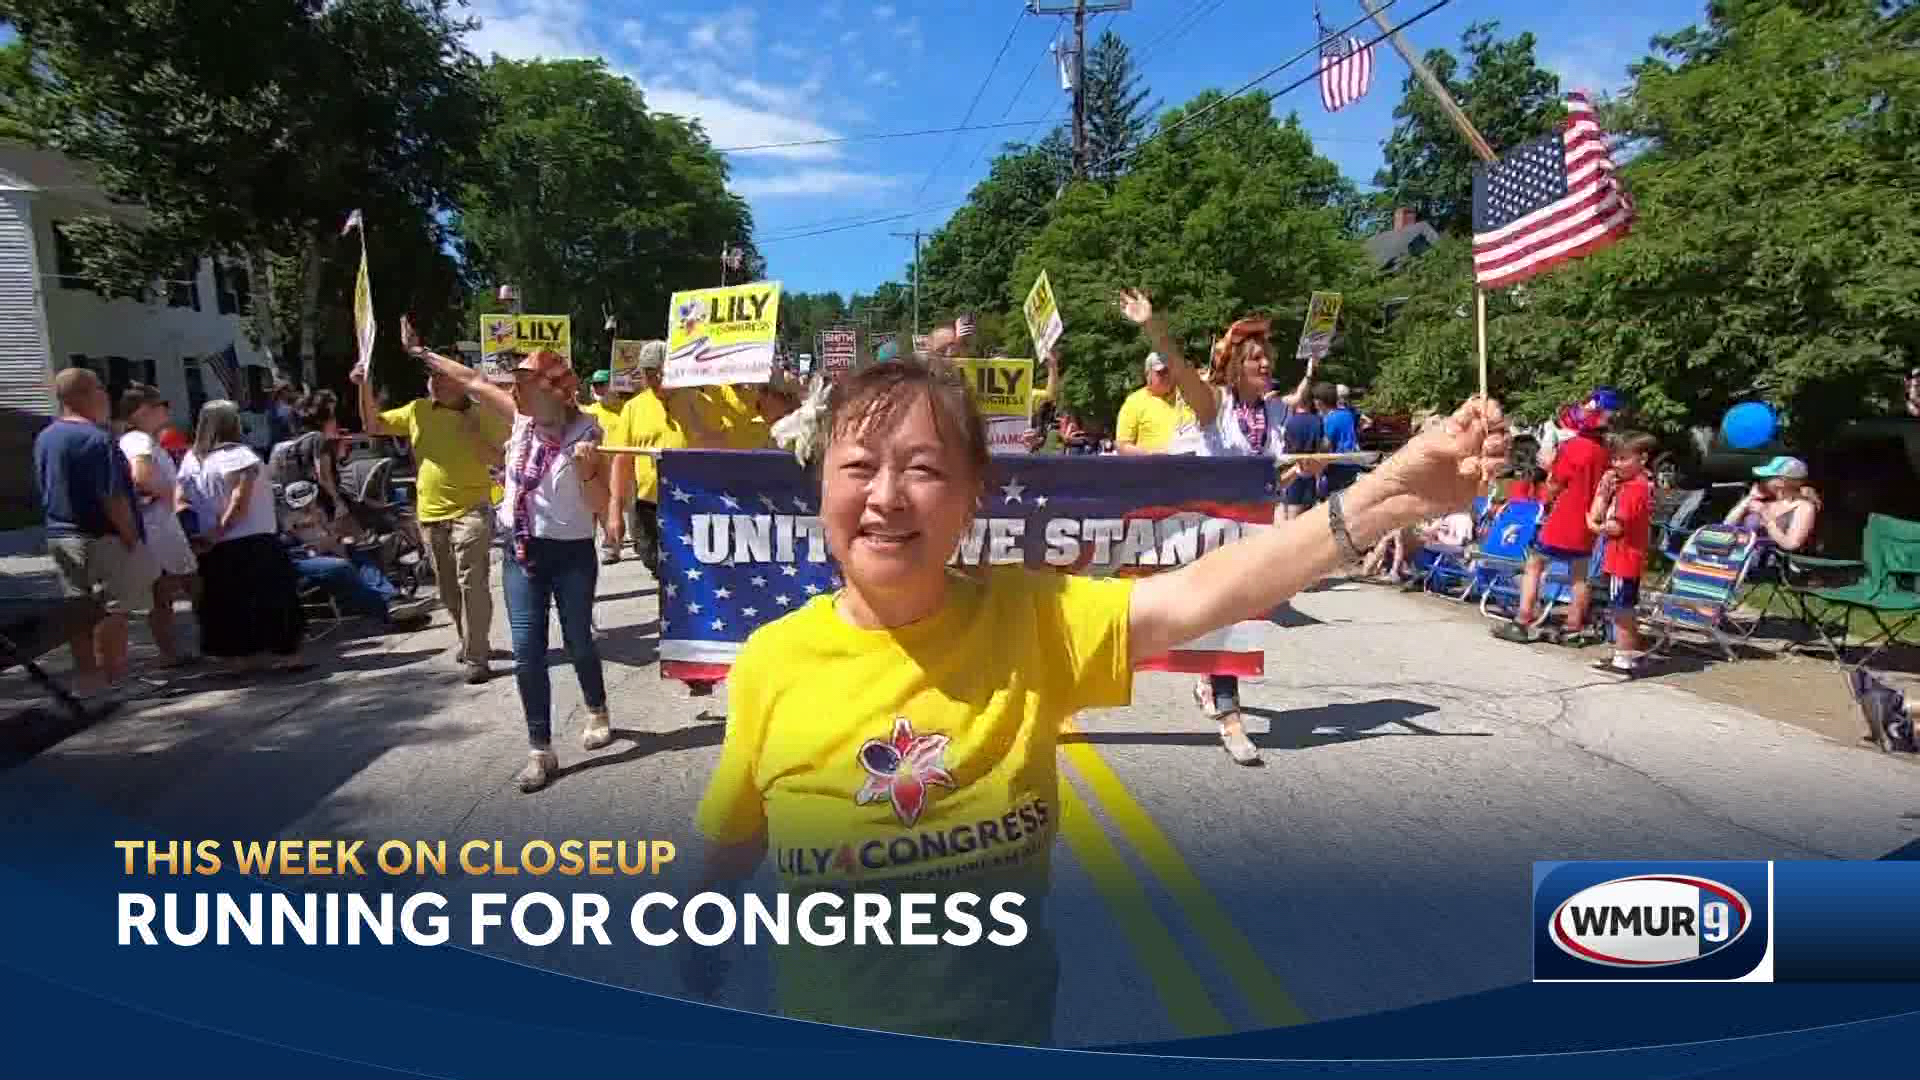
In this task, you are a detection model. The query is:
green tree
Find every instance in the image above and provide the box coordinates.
[0,41,45,143]
[1372,21,1563,235]
[1083,29,1156,189]
[916,130,1071,319]
[1364,1,1920,442]
[456,57,752,376]
[1009,92,1366,428]
[0,0,493,384]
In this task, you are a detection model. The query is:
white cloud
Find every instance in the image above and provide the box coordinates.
[643,86,840,161]
[839,29,859,46]
[468,0,865,198]
[867,70,897,89]
[1542,24,1659,98]
[730,169,906,198]
[874,3,896,19]
[896,16,923,52]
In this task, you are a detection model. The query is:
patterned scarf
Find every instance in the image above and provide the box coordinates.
[1231,394,1268,451]
[506,414,568,564]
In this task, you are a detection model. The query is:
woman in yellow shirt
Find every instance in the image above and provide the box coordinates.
[690,310,1508,1042]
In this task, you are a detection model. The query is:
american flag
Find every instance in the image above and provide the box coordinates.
[1472,92,1635,288]
[204,345,243,402]
[1318,34,1374,113]
[954,313,976,339]
[656,451,1281,682]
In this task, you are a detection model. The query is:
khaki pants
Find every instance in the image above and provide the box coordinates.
[425,508,494,665]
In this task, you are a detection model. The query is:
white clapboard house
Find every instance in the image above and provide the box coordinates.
[0,141,275,511]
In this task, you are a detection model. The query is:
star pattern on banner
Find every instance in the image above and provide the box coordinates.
[1001,477,1026,503]
[659,479,843,647]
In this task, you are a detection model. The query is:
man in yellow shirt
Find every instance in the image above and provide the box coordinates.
[585,369,631,564]
[355,359,508,683]
[681,382,771,450]
[605,344,684,575]
[1113,352,1194,454]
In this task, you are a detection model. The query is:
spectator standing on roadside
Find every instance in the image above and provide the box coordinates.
[36,367,158,696]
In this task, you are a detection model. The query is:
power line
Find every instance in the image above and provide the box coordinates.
[755,201,969,245]
[910,4,1029,204]
[713,118,1055,154]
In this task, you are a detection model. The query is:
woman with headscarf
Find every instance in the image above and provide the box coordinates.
[176,400,307,670]
[401,322,613,794]
[1121,290,1299,766]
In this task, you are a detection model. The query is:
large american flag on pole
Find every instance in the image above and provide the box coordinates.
[1472,92,1635,288]
[1318,33,1374,113]
[656,451,1281,682]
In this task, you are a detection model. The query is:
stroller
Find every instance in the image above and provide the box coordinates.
[336,456,430,598]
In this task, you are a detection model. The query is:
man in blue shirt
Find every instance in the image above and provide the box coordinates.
[34,367,158,695]
[1319,382,1363,497]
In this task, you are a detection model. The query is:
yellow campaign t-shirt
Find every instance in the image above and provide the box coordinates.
[379,399,509,523]
[696,566,1134,1041]
[584,401,624,437]
[1115,386,1196,452]
[688,384,771,450]
[604,389,685,504]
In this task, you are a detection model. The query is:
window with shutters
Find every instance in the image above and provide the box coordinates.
[138,359,157,386]
[167,257,201,310]
[245,364,268,404]
[106,356,129,404]
[212,259,234,314]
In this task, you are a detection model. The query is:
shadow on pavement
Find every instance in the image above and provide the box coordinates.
[1266,604,1323,629]
[552,722,727,785]
[596,587,659,604]
[1065,699,1473,752]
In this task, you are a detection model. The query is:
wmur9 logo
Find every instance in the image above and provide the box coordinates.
[1534,861,1773,982]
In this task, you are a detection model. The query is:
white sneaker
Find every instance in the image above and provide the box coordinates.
[1218,720,1263,766]
[582,708,612,751]
[515,749,559,793]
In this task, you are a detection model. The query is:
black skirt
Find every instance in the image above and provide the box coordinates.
[198,533,305,657]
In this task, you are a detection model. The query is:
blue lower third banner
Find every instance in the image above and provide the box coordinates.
[655,450,1279,681]
[1534,860,1920,981]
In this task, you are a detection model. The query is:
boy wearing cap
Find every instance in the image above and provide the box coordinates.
[1725,456,1817,552]
[1493,388,1622,645]
[1113,352,1195,454]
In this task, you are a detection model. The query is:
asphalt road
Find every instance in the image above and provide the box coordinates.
[6,555,1917,1047]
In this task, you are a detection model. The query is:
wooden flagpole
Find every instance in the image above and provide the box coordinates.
[1358,0,1498,399]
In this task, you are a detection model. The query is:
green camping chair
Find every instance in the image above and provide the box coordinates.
[1784,514,1920,666]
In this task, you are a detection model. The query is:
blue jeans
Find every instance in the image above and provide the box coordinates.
[502,537,606,748]
[293,550,395,621]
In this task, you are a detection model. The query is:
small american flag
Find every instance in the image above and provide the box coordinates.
[340,209,364,237]
[1318,34,1374,113]
[1472,92,1635,288]
[954,313,975,339]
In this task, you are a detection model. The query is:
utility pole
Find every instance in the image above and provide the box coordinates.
[889,229,924,337]
[1029,0,1130,181]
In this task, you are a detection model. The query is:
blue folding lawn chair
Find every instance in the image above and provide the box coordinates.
[1472,500,1544,618]
[1415,496,1489,598]
[1535,532,1611,632]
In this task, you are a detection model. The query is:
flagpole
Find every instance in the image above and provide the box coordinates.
[1358,0,1496,399]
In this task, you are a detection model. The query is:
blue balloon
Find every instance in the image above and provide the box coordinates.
[1721,402,1776,449]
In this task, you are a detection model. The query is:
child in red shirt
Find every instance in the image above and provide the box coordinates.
[1492,388,1622,645]
[1587,432,1658,676]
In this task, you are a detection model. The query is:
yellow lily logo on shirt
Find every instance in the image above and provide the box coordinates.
[856,717,955,827]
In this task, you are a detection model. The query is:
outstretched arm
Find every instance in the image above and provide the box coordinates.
[1118,289,1216,426]
[400,316,516,420]
[1129,398,1508,662]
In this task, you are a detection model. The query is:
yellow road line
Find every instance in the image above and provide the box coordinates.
[1056,778,1231,1037]
[1062,721,1312,1028]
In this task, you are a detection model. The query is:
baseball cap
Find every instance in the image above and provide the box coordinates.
[513,349,581,396]
[118,382,168,418]
[1335,383,1351,399]
[1589,386,1625,411]
[589,369,612,386]
[1145,352,1167,372]
[637,341,667,370]
[1753,455,1808,480]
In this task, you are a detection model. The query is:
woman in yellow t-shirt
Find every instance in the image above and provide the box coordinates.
[689,315,1509,1043]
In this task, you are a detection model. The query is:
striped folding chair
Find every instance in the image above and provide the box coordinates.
[1642,524,1764,662]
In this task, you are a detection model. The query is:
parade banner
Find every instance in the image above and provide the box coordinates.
[657,451,1278,681]
[610,339,645,393]
[1294,291,1343,361]
[820,327,857,379]
[343,210,374,380]
[1023,270,1064,357]
[664,280,783,388]
[956,357,1036,457]
[480,314,572,361]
